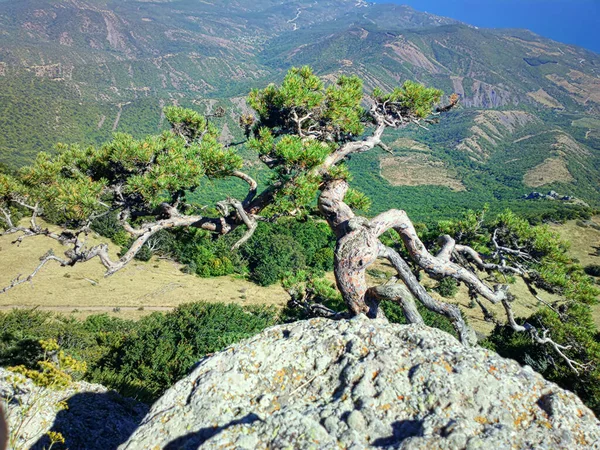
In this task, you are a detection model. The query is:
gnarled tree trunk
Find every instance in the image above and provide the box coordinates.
[319,178,476,344]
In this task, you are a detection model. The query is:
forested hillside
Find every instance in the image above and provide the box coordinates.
[1,0,599,218]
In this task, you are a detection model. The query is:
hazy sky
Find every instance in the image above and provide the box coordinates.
[373,0,600,53]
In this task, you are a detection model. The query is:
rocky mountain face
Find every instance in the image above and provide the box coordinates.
[2,0,597,107]
[0,0,599,209]
[3,316,599,449]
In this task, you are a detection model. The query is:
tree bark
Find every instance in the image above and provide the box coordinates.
[318,179,477,344]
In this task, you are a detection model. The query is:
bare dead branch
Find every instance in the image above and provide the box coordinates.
[501,299,587,374]
[319,118,387,171]
[378,244,475,345]
[0,206,13,229]
[232,170,258,206]
[370,209,510,304]
[0,251,70,294]
[229,198,258,251]
[378,142,394,154]
[366,282,424,324]
[454,243,525,275]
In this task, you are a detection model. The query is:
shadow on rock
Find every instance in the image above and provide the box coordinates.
[164,413,262,450]
[371,419,424,447]
[31,391,148,450]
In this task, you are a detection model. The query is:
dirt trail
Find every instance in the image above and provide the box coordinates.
[0,305,173,312]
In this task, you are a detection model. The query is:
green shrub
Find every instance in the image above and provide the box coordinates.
[89,302,278,402]
[0,310,136,370]
[90,212,122,240]
[280,271,345,321]
[0,305,277,404]
[134,244,153,262]
[436,277,458,298]
[244,229,307,286]
[169,228,247,278]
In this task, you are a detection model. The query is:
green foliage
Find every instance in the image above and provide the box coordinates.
[90,212,122,241]
[373,80,442,118]
[0,304,278,404]
[436,277,459,298]
[8,339,87,389]
[90,303,278,402]
[435,206,488,250]
[485,303,600,416]
[380,300,461,339]
[280,271,345,321]
[0,309,136,371]
[244,232,307,286]
[3,103,246,226]
[323,75,365,136]
[164,106,216,143]
[168,228,247,278]
[266,173,322,215]
[248,66,326,122]
[242,219,336,285]
[343,188,372,213]
[248,66,372,146]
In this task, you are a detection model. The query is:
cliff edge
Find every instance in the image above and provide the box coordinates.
[120,316,600,449]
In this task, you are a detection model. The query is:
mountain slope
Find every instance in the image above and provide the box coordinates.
[0,0,599,215]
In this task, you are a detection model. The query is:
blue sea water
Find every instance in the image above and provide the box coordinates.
[375,0,600,53]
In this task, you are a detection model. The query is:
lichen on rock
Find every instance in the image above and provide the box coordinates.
[120,315,600,449]
[0,368,148,450]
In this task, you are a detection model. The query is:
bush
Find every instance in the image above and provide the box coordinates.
[244,229,307,286]
[89,302,279,402]
[134,244,153,262]
[436,277,458,298]
[280,271,345,321]
[0,310,136,371]
[169,228,248,278]
[90,212,122,240]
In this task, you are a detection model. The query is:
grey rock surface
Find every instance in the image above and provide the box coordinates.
[120,316,600,449]
[0,368,148,449]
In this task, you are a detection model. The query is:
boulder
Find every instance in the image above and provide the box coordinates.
[0,368,148,450]
[120,316,600,449]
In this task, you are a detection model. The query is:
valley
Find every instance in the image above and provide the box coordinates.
[0,0,599,219]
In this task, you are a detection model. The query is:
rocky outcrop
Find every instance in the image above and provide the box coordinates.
[523,190,589,207]
[121,316,600,449]
[0,368,148,450]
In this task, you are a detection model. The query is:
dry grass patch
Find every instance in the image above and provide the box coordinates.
[549,218,600,268]
[553,133,590,157]
[549,218,600,327]
[390,138,430,152]
[384,39,439,73]
[523,157,574,187]
[527,89,564,109]
[380,154,465,192]
[546,71,600,105]
[0,222,287,320]
[457,111,537,160]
